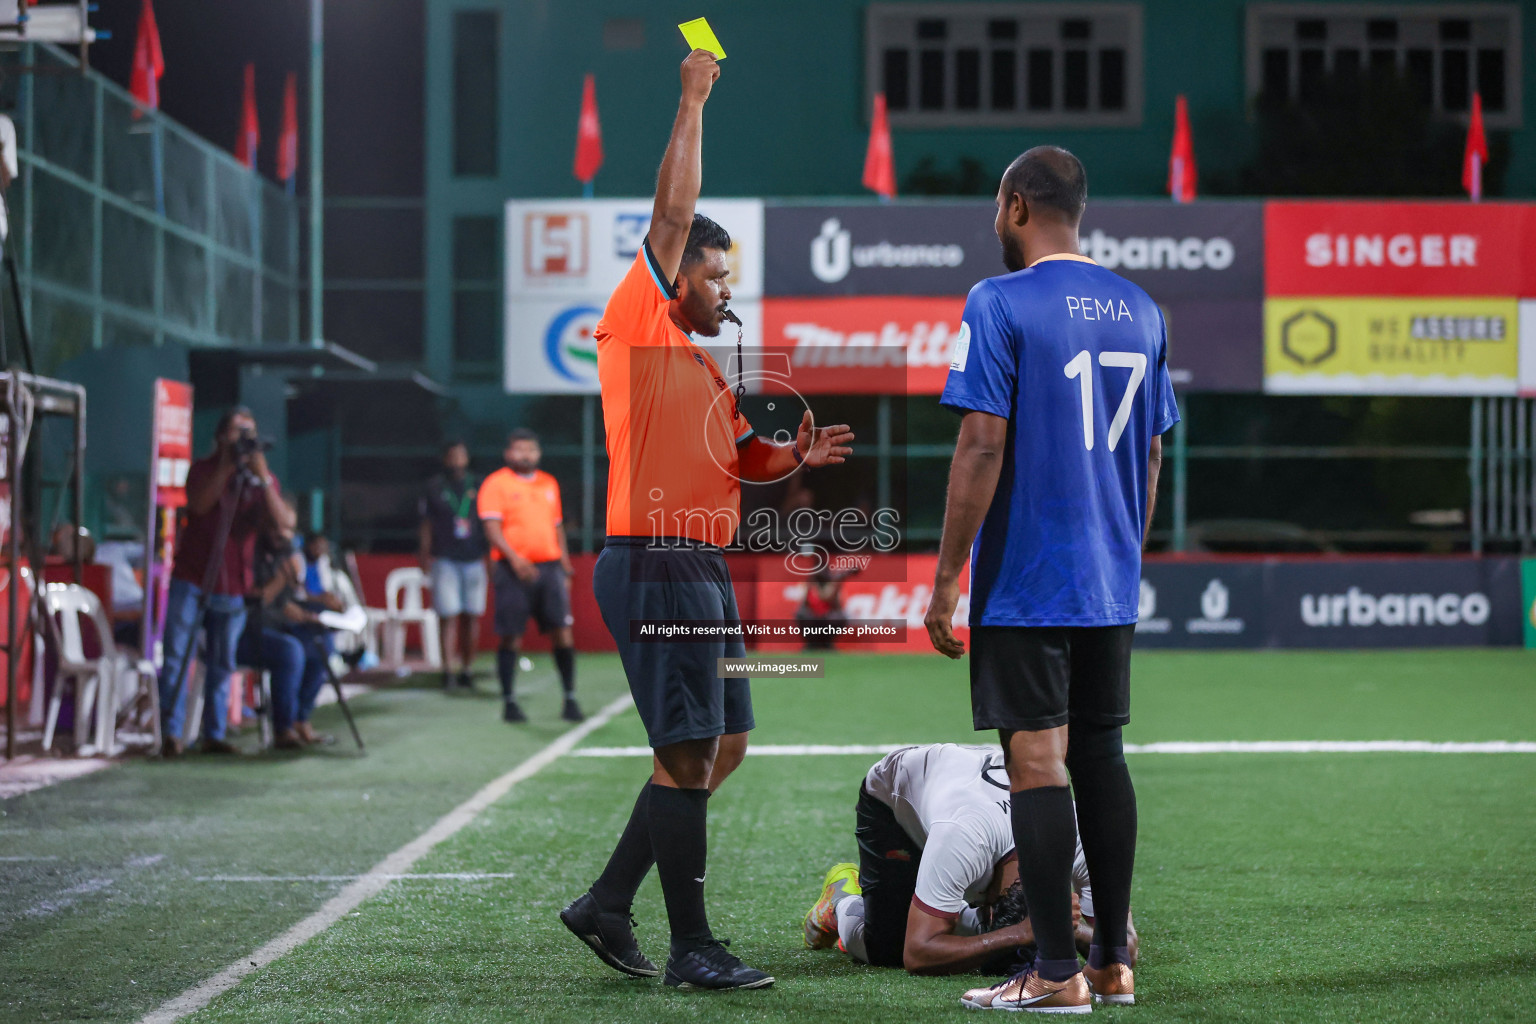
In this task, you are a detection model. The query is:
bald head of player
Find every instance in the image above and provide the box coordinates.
[994,146,1087,273]
[668,213,734,338]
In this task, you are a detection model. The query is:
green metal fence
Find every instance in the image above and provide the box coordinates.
[2,43,301,373]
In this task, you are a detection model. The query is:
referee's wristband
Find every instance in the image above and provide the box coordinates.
[791,442,804,466]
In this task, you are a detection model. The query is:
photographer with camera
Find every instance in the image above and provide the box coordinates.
[156,407,294,757]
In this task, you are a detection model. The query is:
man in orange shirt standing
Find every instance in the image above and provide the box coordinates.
[477,428,581,724]
[559,49,855,992]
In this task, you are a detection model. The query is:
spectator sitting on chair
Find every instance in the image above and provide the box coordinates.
[419,441,488,691]
[157,407,294,757]
[241,526,334,749]
[240,528,310,750]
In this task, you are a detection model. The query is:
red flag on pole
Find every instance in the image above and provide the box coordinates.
[1462,92,1488,202]
[573,73,604,187]
[129,0,164,115]
[235,63,260,169]
[277,72,299,183]
[1167,94,1197,203]
[862,93,896,200]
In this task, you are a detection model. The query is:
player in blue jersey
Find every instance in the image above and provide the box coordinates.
[923,147,1178,1013]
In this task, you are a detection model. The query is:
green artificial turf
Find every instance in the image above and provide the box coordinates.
[4,650,1535,1023]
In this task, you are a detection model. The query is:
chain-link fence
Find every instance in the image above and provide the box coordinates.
[0,43,301,374]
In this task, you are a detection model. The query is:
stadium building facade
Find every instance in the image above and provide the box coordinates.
[403,1,1534,555]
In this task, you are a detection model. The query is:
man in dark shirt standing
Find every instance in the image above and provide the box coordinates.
[157,407,295,756]
[419,440,488,690]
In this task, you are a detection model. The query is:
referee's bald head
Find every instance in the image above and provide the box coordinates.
[1000,146,1087,222]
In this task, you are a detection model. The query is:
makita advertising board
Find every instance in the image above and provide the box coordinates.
[764,201,1265,300]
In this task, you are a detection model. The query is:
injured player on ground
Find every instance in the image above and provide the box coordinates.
[803,743,1137,975]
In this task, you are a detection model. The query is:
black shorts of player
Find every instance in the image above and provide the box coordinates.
[591,537,753,750]
[492,559,572,639]
[969,624,1135,733]
[853,784,922,968]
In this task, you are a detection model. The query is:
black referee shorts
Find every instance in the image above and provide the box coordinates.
[970,624,1135,733]
[592,537,753,750]
[492,560,572,639]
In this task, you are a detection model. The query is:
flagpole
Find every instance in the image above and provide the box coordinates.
[1172,157,1184,203]
[308,0,324,348]
[583,181,593,200]
[1471,154,1482,203]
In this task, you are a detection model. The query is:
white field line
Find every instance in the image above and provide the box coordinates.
[192,872,519,883]
[572,740,1536,758]
[137,693,634,1024]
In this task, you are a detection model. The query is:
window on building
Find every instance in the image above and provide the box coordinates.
[452,216,500,371]
[1247,4,1521,126]
[453,11,499,176]
[866,3,1143,127]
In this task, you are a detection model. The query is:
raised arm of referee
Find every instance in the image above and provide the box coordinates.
[559,49,854,994]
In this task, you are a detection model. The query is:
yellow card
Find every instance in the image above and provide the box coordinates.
[678,17,726,59]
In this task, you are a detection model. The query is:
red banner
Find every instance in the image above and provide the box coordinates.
[762,297,965,394]
[151,379,193,508]
[1265,201,1535,298]
[753,553,968,653]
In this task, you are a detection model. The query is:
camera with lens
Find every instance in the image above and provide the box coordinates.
[234,429,274,458]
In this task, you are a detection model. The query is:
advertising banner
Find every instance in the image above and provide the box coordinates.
[1134,562,1263,648]
[1265,201,1533,298]
[1521,301,1536,397]
[505,198,764,299]
[143,378,194,658]
[1265,557,1523,648]
[765,203,995,297]
[760,296,964,394]
[1522,559,1536,650]
[752,553,967,653]
[766,201,1266,300]
[1264,297,1520,395]
[150,379,193,508]
[765,202,1264,392]
[504,298,762,395]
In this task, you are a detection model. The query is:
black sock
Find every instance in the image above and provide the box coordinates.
[497,648,518,701]
[647,784,712,952]
[554,647,576,697]
[1069,732,1137,959]
[590,782,656,912]
[1011,786,1080,979]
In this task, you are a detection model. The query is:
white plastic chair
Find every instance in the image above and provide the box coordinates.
[381,567,441,669]
[40,583,118,756]
[325,564,377,661]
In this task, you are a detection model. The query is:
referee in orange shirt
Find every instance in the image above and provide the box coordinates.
[477,429,581,724]
[559,50,854,991]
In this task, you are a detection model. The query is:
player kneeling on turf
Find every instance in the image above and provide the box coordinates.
[803,744,1136,977]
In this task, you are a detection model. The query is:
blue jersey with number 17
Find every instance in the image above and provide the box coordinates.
[940,254,1180,628]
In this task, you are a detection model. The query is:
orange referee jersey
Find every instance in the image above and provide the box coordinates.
[477,467,564,563]
[594,238,754,547]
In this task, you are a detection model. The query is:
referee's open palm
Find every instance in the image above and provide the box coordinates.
[797,410,855,468]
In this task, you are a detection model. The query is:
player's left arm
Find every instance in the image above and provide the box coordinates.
[1144,435,1163,547]
[902,902,1034,976]
[924,411,1006,658]
[737,410,855,481]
